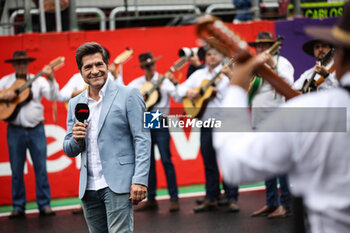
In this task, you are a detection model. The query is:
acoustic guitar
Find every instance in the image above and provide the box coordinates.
[0,56,65,121]
[112,47,133,65]
[183,37,284,118]
[195,15,300,101]
[301,48,335,93]
[139,57,188,110]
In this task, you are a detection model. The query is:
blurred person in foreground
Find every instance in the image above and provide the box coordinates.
[214,2,350,232]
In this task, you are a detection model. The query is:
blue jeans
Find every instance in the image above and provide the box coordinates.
[148,128,178,201]
[200,128,239,201]
[82,187,133,233]
[265,175,290,207]
[7,123,51,212]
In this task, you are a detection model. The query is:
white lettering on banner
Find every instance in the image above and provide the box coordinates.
[45,125,72,172]
[75,154,81,169]
[0,150,28,176]
[154,145,161,160]
[0,124,199,175]
[25,125,72,173]
[0,162,12,176]
[0,162,25,176]
[169,127,200,160]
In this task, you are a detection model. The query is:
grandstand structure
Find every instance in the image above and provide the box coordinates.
[0,0,282,35]
[0,0,346,34]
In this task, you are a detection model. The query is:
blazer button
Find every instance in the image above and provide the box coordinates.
[84,164,87,168]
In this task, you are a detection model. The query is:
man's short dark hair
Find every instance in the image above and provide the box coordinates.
[75,42,109,71]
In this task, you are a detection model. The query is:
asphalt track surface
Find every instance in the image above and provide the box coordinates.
[0,191,295,233]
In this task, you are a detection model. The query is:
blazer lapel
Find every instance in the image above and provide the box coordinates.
[77,90,88,104]
[97,81,119,136]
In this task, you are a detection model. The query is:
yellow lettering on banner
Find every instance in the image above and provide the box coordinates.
[338,8,343,15]
[304,7,343,18]
[305,9,313,17]
[330,8,338,17]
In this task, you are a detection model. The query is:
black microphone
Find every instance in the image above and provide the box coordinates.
[74,103,90,151]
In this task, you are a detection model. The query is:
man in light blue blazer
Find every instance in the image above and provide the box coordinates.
[63,42,151,233]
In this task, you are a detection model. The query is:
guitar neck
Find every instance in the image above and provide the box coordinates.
[147,58,187,95]
[16,56,64,94]
[147,75,167,96]
[201,57,236,93]
[197,16,299,100]
[257,64,299,100]
[201,70,222,93]
[17,71,44,94]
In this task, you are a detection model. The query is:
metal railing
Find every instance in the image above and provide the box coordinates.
[109,5,201,30]
[9,7,106,35]
[77,8,106,31]
[205,3,260,20]
[205,3,236,14]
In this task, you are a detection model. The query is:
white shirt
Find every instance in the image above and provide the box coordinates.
[86,78,109,190]
[174,64,230,119]
[58,72,123,102]
[213,72,350,233]
[0,73,59,127]
[293,59,338,91]
[128,72,176,115]
[251,55,295,127]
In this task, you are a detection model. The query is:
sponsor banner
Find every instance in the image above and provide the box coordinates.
[0,21,275,205]
[302,2,345,18]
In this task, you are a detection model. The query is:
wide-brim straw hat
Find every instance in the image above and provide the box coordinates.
[248,32,276,47]
[5,50,36,63]
[138,51,162,66]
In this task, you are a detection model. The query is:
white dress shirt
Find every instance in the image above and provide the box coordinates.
[293,59,338,91]
[0,73,59,127]
[213,72,350,233]
[85,78,109,191]
[128,72,176,115]
[58,72,123,102]
[174,64,230,119]
[251,55,295,127]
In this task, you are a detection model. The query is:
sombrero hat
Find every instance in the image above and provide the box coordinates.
[248,32,276,47]
[5,50,36,63]
[139,52,162,67]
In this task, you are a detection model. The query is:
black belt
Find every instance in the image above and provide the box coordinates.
[9,121,44,130]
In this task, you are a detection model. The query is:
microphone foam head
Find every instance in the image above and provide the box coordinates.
[75,103,90,122]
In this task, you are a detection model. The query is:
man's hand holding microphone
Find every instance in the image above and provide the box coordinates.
[73,103,90,151]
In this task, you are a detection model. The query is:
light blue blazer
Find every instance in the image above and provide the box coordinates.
[63,80,151,199]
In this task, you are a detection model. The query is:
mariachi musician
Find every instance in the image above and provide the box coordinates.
[0,51,58,218]
[293,39,338,92]
[129,51,180,212]
[246,32,294,219]
[174,45,240,213]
